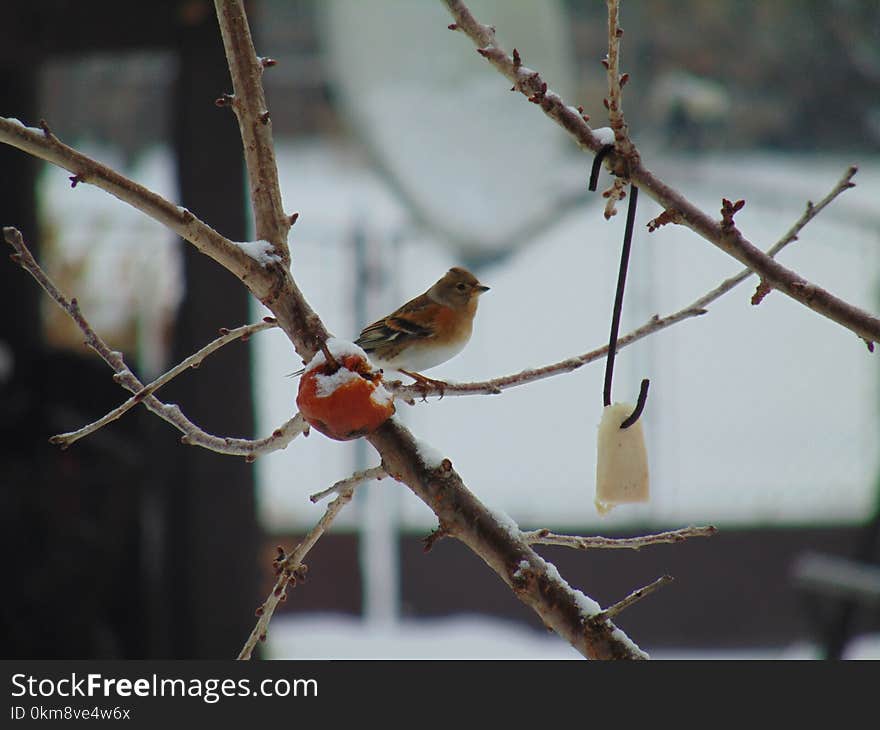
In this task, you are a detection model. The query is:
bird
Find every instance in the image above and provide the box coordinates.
[355,266,489,388]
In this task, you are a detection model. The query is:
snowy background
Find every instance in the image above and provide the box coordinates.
[33,0,880,658]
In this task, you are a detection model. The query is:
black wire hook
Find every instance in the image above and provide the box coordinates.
[596,173,650,429]
[588,144,615,192]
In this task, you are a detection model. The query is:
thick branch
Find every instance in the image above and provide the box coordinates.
[368,421,647,659]
[444,1,880,345]
[0,117,253,280]
[0,116,329,356]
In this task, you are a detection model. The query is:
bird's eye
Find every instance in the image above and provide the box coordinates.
[456,283,467,291]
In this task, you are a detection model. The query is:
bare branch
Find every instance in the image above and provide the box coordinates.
[442,0,880,345]
[388,165,860,400]
[0,116,328,360]
[0,117,254,281]
[604,0,635,158]
[4,227,306,459]
[50,319,278,447]
[238,477,362,660]
[595,575,674,621]
[523,525,717,550]
[309,465,388,503]
[213,0,291,260]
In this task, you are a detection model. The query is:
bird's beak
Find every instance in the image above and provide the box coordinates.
[476,284,490,293]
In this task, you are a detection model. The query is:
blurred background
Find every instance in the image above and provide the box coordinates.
[2,0,879,659]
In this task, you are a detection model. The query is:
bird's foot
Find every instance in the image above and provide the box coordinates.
[400,370,448,400]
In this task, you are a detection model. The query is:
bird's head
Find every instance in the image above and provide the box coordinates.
[430,266,490,309]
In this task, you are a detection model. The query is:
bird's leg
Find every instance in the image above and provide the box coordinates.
[400,370,447,399]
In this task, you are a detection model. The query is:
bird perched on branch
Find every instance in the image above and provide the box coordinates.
[355,266,489,388]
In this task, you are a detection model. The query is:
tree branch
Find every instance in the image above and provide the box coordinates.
[309,465,388,503]
[213,0,291,260]
[0,117,252,279]
[443,0,880,346]
[367,423,647,659]
[594,575,673,621]
[4,227,306,459]
[238,470,369,660]
[523,525,717,550]
[389,164,859,400]
[50,319,279,448]
[1,1,703,660]
[0,115,328,360]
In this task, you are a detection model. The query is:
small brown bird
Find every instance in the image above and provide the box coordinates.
[355,267,489,385]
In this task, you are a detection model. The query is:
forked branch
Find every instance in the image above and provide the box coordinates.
[444,0,879,346]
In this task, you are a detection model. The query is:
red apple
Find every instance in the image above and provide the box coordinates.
[296,341,395,441]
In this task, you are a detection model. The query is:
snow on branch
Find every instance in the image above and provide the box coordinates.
[443,0,880,346]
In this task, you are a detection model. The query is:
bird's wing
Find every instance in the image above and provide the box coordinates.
[355,294,435,351]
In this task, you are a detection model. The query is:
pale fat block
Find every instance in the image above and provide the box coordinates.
[595,403,649,515]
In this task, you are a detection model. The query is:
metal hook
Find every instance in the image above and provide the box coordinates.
[598,180,651,429]
[588,144,615,192]
[620,378,650,429]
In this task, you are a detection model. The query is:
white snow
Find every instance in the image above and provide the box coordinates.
[593,126,616,146]
[610,627,649,660]
[303,337,372,374]
[538,555,602,618]
[513,559,531,580]
[268,614,880,659]
[269,614,584,659]
[3,116,42,133]
[234,239,283,266]
[313,366,361,397]
[413,437,446,469]
[494,509,523,539]
[369,384,394,407]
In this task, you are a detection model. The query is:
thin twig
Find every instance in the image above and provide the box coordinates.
[595,575,673,621]
[238,476,364,660]
[388,165,860,401]
[601,0,633,218]
[50,319,278,447]
[309,465,388,503]
[213,0,291,261]
[4,227,305,458]
[522,525,717,550]
[443,0,880,345]
[604,0,634,156]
